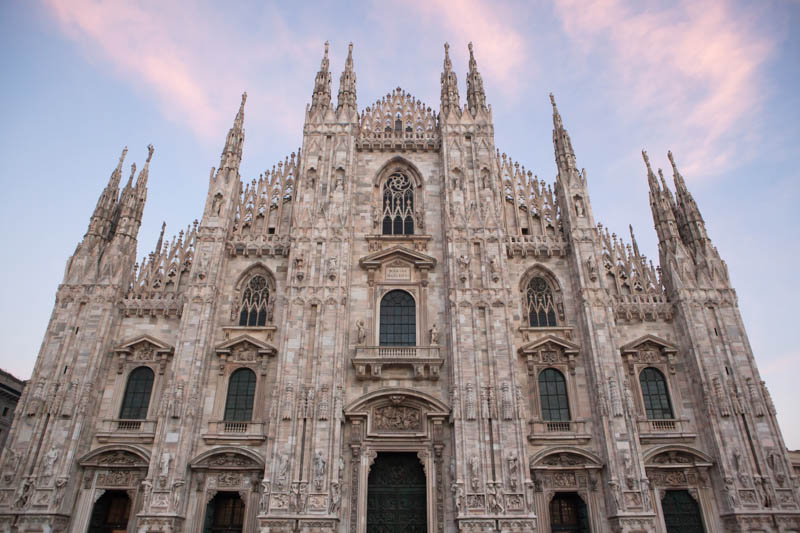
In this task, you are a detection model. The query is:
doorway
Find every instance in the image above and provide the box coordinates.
[367,452,427,533]
[203,492,245,533]
[549,492,590,532]
[88,490,131,533]
[662,490,705,533]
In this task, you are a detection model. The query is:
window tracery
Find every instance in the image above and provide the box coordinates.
[382,172,415,236]
[526,277,557,327]
[238,275,271,327]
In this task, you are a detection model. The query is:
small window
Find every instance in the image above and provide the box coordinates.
[119,366,154,420]
[526,277,557,327]
[2,407,8,417]
[381,172,415,236]
[224,368,257,422]
[238,275,270,327]
[639,367,674,420]
[538,368,570,421]
[379,290,416,346]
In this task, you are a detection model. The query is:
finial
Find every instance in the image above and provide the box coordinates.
[146,144,154,163]
[119,146,128,164]
[241,92,247,106]
[641,150,653,173]
[324,41,329,56]
[667,149,685,185]
[348,42,353,54]
[549,92,556,107]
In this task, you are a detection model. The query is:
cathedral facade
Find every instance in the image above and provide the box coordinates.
[1,42,798,533]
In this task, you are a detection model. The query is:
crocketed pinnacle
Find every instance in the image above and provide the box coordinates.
[337,42,357,116]
[220,94,246,171]
[440,42,461,117]
[550,93,576,173]
[311,41,332,112]
[668,150,709,246]
[466,42,487,115]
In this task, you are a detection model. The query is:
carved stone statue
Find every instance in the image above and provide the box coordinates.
[468,455,480,491]
[451,483,464,514]
[506,452,519,490]
[429,323,439,345]
[356,320,367,345]
[329,481,341,513]
[313,451,327,490]
[42,447,59,478]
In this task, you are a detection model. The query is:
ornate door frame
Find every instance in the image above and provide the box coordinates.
[344,388,449,533]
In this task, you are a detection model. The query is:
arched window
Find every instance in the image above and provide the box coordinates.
[119,367,154,420]
[382,172,415,235]
[238,275,270,327]
[224,368,257,422]
[379,290,416,346]
[526,277,557,327]
[538,368,570,421]
[639,367,674,419]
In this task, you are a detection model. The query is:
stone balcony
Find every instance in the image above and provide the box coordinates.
[636,418,696,443]
[202,420,266,445]
[353,345,443,380]
[528,419,591,444]
[96,419,157,444]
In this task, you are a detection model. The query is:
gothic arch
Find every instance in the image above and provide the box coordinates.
[519,264,563,294]
[372,156,425,189]
[233,262,276,292]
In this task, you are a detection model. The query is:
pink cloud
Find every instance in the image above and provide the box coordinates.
[553,0,773,177]
[399,0,527,93]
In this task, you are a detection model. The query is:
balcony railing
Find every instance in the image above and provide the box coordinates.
[528,419,591,443]
[207,420,265,436]
[636,418,695,441]
[353,345,443,380]
[96,419,157,443]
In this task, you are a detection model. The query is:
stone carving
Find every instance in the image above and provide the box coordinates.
[329,481,341,513]
[457,255,469,282]
[282,384,294,420]
[608,377,623,417]
[275,453,289,491]
[327,257,337,280]
[506,452,519,490]
[42,447,59,479]
[488,255,500,281]
[468,455,480,491]
[501,382,513,420]
[465,383,477,420]
[762,381,777,415]
[586,256,598,281]
[713,376,731,417]
[53,477,67,510]
[429,323,439,345]
[746,377,765,417]
[373,405,421,431]
[356,320,367,345]
[622,378,635,416]
[158,452,171,487]
[486,483,504,513]
[170,380,184,418]
[14,478,32,510]
[317,384,330,420]
[2,449,18,485]
[541,452,586,467]
[452,483,464,514]
[313,451,327,490]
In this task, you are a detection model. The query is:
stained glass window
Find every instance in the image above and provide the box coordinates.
[379,290,416,346]
[639,367,674,420]
[224,368,256,422]
[382,172,415,235]
[238,275,270,327]
[538,368,570,421]
[526,277,557,327]
[119,366,154,420]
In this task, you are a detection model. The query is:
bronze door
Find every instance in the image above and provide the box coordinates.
[367,452,427,533]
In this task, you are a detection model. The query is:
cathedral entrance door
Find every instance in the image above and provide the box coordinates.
[87,490,131,533]
[203,492,245,533]
[661,490,705,533]
[367,452,427,533]
[549,492,589,532]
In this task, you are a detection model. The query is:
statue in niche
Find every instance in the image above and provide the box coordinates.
[429,323,439,345]
[451,483,464,513]
[211,192,223,216]
[42,447,59,479]
[327,257,337,280]
[276,453,289,490]
[506,452,519,490]
[574,195,586,217]
[329,481,341,513]
[468,455,480,491]
[53,477,67,510]
[489,255,499,281]
[313,451,326,490]
[487,483,504,513]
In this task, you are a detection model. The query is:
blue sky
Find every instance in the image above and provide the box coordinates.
[0,0,798,446]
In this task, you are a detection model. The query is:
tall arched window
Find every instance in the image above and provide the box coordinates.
[379,290,416,346]
[639,367,674,419]
[382,172,414,235]
[224,368,257,422]
[238,275,270,327]
[526,277,557,327]
[119,366,154,420]
[538,368,570,421]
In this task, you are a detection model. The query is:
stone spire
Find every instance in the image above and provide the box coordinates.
[86,146,127,242]
[219,93,247,177]
[550,93,577,175]
[440,42,461,118]
[643,150,680,247]
[668,150,709,247]
[310,41,332,113]
[336,42,357,117]
[466,42,487,116]
[115,144,153,239]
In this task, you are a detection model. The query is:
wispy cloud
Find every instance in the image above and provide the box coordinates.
[553,0,774,177]
[42,0,318,141]
[399,0,528,93]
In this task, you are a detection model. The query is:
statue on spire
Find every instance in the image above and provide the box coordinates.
[466,42,487,115]
[311,41,332,113]
[440,42,461,118]
[337,42,357,118]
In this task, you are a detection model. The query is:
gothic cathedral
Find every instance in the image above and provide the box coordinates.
[1,42,797,533]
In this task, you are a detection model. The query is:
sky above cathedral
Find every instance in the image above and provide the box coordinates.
[0,0,798,445]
